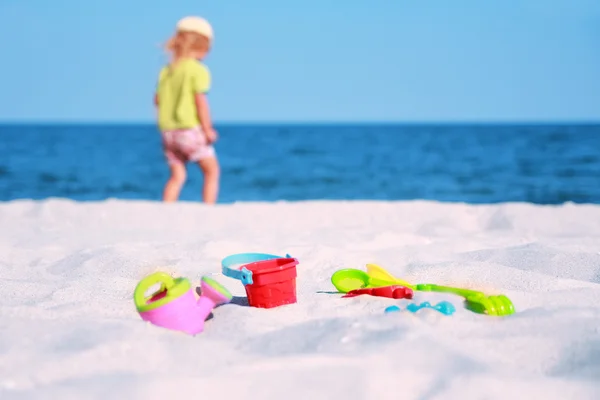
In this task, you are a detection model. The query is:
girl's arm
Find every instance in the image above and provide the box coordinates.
[195,93,212,131]
[195,93,217,143]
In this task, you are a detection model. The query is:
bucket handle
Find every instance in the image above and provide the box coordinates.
[221,253,292,285]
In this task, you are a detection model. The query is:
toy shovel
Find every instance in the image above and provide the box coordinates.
[366,264,416,290]
[332,264,515,317]
[342,285,414,299]
[331,264,415,293]
[416,283,514,316]
[367,265,514,316]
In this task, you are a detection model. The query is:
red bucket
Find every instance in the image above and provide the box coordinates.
[243,257,298,308]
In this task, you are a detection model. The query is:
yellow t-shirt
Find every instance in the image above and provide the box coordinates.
[156,58,211,131]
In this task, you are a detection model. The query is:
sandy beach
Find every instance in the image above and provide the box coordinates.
[0,199,598,399]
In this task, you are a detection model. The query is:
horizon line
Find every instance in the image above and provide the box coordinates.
[1,119,600,126]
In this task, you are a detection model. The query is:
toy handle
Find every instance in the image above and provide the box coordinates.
[221,252,292,285]
[369,276,415,289]
[416,283,482,298]
[134,272,175,310]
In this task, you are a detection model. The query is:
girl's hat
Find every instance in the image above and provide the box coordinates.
[176,16,213,40]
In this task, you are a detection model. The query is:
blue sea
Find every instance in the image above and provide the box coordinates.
[1,123,598,204]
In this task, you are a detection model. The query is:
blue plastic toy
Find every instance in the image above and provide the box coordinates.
[221,252,292,285]
[384,301,455,316]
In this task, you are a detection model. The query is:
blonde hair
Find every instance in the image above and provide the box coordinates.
[165,30,211,59]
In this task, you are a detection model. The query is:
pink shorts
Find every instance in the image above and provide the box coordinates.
[160,127,216,165]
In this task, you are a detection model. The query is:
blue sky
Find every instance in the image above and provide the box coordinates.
[0,0,598,123]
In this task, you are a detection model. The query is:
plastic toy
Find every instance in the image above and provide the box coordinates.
[366,264,417,289]
[385,301,456,316]
[222,252,299,309]
[331,264,515,316]
[134,272,232,335]
[416,284,513,317]
[342,285,413,299]
[331,264,414,293]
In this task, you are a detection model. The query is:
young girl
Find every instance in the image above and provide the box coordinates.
[154,16,220,204]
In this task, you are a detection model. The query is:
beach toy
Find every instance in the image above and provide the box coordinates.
[384,301,456,316]
[222,252,299,309]
[331,264,415,293]
[366,264,416,289]
[416,284,514,317]
[342,285,414,299]
[369,265,514,316]
[134,272,232,335]
[331,264,515,316]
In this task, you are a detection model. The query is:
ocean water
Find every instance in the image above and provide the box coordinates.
[0,123,598,204]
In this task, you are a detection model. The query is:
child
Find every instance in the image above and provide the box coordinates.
[154,16,220,204]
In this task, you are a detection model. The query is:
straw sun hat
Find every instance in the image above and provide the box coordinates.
[176,16,214,40]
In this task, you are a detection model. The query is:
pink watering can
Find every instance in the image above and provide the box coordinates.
[134,272,232,335]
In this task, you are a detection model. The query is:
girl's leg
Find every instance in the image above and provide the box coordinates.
[198,156,220,204]
[163,162,187,202]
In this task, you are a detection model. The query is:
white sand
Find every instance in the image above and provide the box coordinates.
[1,199,599,399]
